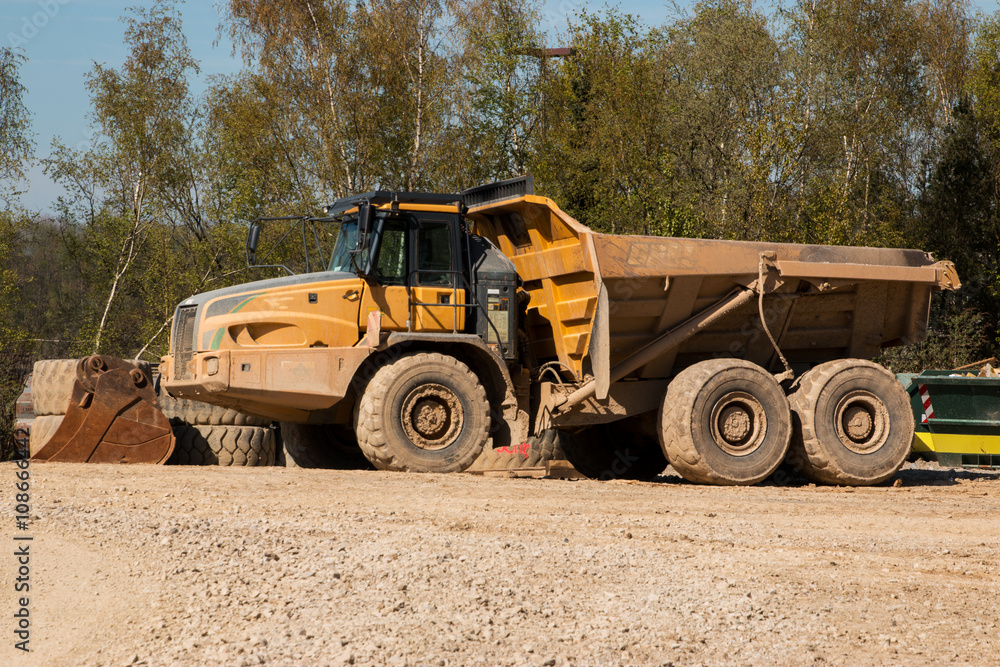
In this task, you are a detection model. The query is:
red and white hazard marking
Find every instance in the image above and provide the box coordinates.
[918,384,935,423]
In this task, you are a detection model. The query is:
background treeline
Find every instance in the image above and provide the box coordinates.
[1,0,999,450]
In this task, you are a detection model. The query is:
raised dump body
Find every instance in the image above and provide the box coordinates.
[468,195,958,387]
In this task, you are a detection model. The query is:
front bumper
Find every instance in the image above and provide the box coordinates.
[161,346,373,422]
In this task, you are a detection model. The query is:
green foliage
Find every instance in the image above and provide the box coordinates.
[877,309,989,373]
[203,72,312,218]
[0,209,31,357]
[458,0,544,183]
[41,1,252,360]
[223,0,467,197]
[533,10,687,235]
[8,0,1000,396]
[969,12,1000,141]
[912,12,1000,353]
[0,47,33,203]
[528,0,969,249]
[660,0,792,240]
[0,48,33,459]
[917,104,998,290]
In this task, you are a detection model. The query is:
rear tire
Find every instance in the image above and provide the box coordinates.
[660,359,791,485]
[467,430,568,471]
[279,422,372,469]
[169,424,276,466]
[354,353,489,472]
[788,359,912,485]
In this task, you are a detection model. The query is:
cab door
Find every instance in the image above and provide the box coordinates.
[357,213,466,334]
[410,216,465,333]
[359,217,410,331]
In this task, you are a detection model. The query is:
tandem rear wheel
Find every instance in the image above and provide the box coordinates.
[658,358,912,486]
[659,359,791,485]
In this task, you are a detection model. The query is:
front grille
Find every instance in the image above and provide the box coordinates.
[173,306,198,380]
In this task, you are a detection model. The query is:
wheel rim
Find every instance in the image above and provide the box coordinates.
[400,383,463,451]
[709,391,767,456]
[834,390,889,454]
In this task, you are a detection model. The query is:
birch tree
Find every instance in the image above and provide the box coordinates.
[0,47,34,456]
[225,0,385,198]
[0,46,33,340]
[224,0,467,197]
[0,47,33,205]
[44,1,246,358]
[782,0,930,246]
[661,0,792,240]
[458,0,544,183]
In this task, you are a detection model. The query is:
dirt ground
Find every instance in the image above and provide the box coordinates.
[3,460,1000,666]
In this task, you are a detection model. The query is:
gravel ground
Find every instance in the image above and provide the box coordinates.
[3,460,1000,666]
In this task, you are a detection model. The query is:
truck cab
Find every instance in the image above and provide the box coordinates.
[161,183,527,473]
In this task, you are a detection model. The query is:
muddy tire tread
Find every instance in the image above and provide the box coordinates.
[789,359,912,486]
[661,361,725,484]
[31,359,78,416]
[468,430,567,471]
[661,358,789,485]
[355,353,488,472]
[29,415,64,456]
[159,393,269,427]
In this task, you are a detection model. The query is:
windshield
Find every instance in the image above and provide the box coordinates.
[328,221,358,272]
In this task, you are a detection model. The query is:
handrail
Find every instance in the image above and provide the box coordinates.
[405,268,511,358]
[248,216,339,276]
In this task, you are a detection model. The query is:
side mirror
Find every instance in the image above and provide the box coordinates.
[246,222,261,266]
[356,203,374,252]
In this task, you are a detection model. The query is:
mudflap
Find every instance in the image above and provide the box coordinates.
[31,356,175,464]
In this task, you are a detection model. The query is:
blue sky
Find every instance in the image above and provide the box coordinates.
[5,0,999,212]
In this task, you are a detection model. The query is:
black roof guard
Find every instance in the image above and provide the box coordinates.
[462,175,534,208]
[324,190,463,216]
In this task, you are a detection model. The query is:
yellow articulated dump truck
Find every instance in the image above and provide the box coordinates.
[161,176,960,485]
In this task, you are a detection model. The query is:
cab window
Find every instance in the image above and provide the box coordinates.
[416,220,454,286]
[375,219,408,285]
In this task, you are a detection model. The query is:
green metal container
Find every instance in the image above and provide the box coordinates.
[898,370,1000,468]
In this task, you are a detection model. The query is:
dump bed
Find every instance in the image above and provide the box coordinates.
[468,196,959,382]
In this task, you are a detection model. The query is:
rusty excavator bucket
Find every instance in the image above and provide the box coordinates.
[32,356,175,464]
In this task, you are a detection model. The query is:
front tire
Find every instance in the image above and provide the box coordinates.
[788,359,913,485]
[354,353,489,472]
[660,359,791,485]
